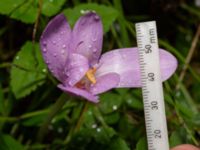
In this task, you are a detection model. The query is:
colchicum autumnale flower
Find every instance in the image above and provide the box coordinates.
[40,12,177,103]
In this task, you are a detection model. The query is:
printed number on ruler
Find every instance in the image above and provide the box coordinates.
[135,21,169,150]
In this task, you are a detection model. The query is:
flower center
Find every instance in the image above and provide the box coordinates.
[75,67,97,89]
[86,67,97,84]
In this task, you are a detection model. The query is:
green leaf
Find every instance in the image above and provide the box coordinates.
[0,0,25,15]
[0,0,66,23]
[63,3,119,33]
[0,84,5,114]
[99,93,122,114]
[42,0,66,17]
[10,41,47,99]
[0,134,24,150]
[169,131,183,147]
[108,137,130,150]
[10,0,38,23]
[136,137,147,150]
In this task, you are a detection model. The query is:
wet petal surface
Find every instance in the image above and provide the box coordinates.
[58,84,99,103]
[96,48,177,87]
[90,73,120,94]
[40,14,72,82]
[72,12,103,66]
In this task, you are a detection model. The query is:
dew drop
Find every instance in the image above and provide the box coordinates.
[42,68,47,73]
[92,124,97,129]
[53,53,57,57]
[48,125,53,130]
[58,127,63,133]
[96,128,101,132]
[16,56,19,60]
[113,105,118,110]
[88,45,92,49]
[51,118,56,123]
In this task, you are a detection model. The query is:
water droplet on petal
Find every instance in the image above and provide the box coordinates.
[93,48,97,53]
[62,44,66,48]
[94,15,100,21]
[52,40,56,45]
[88,45,92,49]
[92,38,97,42]
[43,48,47,52]
[79,68,84,72]
[61,50,65,54]
[43,41,47,46]
[68,80,73,86]
[53,53,57,57]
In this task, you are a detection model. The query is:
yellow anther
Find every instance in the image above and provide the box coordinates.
[86,67,97,84]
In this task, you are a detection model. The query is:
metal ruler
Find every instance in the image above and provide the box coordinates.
[135,21,169,150]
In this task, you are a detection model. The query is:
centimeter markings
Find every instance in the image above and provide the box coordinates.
[135,21,169,150]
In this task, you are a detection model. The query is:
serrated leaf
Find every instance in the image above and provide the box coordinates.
[63,3,119,33]
[10,41,47,99]
[0,134,24,150]
[42,0,66,17]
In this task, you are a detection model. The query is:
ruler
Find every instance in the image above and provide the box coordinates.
[135,21,169,150]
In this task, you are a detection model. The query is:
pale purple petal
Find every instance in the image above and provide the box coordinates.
[96,48,177,87]
[40,13,72,82]
[58,84,99,103]
[90,73,120,95]
[65,53,89,86]
[72,12,103,66]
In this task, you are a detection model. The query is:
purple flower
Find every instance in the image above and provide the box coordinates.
[40,12,177,103]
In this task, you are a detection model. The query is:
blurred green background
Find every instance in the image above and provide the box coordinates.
[0,0,200,149]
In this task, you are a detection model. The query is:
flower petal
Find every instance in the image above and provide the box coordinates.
[58,84,99,103]
[96,48,177,87]
[72,12,103,66]
[65,53,89,86]
[40,13,72,82]
[90,73,120,95]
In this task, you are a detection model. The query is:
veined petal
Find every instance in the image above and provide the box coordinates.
[65,53,89,86]
[58,84,99,103]
[90,73,120,95]
[96,48,177,87]
[40,13,72,82]
[72,12,103,66]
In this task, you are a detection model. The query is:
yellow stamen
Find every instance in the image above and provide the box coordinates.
[86,67,97,84]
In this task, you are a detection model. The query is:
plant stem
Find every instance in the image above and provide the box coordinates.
[36,94,69,142]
